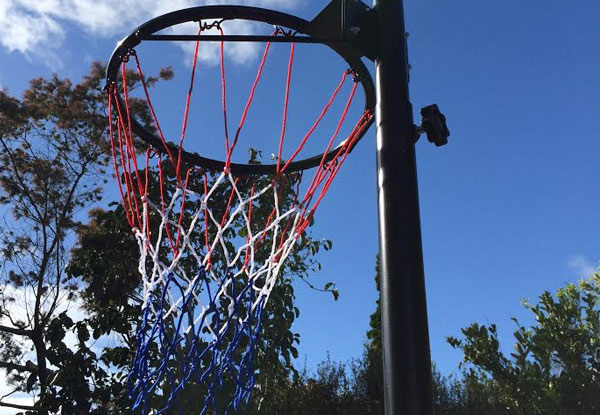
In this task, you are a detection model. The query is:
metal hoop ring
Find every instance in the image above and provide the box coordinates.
[106,5,375,175]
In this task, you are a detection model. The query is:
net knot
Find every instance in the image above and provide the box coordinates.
[273,26,297,37]
[121,49,136,63]
[104,81,116,93]
[197,18,227,32]
[346,69,362,83]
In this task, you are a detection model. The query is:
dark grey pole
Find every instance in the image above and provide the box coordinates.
[373,1,435,415]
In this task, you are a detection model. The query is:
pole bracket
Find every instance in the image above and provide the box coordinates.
[307,0,378,61]
[415,104,450,147]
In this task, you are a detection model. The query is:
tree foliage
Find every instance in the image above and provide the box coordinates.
[448,271,600,415]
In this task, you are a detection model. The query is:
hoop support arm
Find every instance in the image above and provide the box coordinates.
[141,35,340,43]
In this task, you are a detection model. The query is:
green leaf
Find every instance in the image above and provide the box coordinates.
[26,372,36,392]
[93,328,102,340]
[77,324,90,344]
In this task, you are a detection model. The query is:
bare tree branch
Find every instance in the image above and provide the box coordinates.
[0,136,44,222]
[0,400,35,410]
[0,324,32,337]
[0,385,20,401]
[0,360,37,373]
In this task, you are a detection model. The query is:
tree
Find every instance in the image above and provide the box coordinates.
[448,270,600,415]
[357,255,384,414]
[0,63,170,414]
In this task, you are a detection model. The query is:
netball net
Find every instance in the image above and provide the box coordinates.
[107,26,372,414]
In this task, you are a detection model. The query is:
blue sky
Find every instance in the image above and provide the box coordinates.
[1,0,599,410]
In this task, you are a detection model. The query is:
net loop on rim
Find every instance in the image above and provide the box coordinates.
[198,18,228,32]
[107,13,373,415]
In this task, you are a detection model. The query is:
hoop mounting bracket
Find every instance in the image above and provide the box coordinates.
[415,104,450,147]
[307,0,378,61]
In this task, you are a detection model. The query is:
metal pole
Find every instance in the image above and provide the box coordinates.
[373,1,435,415]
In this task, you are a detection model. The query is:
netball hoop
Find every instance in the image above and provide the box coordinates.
[106,2,376,414]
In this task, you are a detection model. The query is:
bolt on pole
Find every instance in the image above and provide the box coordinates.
[373,1,435,414]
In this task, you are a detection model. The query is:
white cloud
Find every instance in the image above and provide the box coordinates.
[568,254,598,278]
[0,2,65,67]
[0,0,301,67]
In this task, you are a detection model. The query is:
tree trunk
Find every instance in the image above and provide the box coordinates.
[31,331,49,415]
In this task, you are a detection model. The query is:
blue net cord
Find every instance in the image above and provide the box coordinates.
[128,265,268,415]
